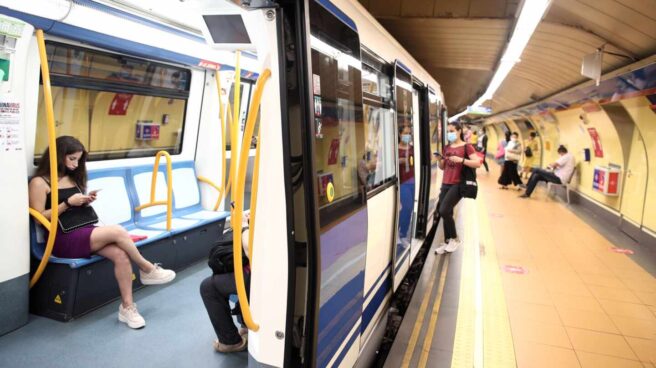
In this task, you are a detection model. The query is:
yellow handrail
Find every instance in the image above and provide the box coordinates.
[233,68,271,332]
[29,29,59,288]
[134,151,172,231]
[229,51,241,207]
[197,70,231,211]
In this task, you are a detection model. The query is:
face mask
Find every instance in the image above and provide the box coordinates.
[401,134,411,144]
[511,137,517,141]
[447,132,457,143]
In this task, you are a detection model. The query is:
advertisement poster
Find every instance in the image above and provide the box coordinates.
[317,172,333,197]
[109,93,133,115]
[587,127,603,158]
[135,121,160,140]
[0,100,22,152]
[327,138,340,165]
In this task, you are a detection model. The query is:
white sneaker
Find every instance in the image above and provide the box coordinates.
[445,238,462,253]
[118,303,145,329]
[435,242,448,254]
[140,264,176,285]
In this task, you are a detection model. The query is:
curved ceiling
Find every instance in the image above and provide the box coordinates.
[358,0,656,116]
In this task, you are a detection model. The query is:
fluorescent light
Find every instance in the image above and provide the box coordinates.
[451,0,551,119]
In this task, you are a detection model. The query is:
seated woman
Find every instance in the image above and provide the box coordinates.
[28,136,175,329]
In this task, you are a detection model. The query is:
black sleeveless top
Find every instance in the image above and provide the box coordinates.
[42,177,82,210]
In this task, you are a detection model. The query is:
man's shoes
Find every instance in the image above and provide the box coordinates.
[519,194,530,198]
[214,337,247,353]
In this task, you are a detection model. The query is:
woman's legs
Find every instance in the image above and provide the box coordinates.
[95,245,133,307]
[438,185,462,241]
[509,161,523,186]
[90,225,153,272]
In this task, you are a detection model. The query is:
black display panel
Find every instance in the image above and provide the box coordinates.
[203,15,251,44]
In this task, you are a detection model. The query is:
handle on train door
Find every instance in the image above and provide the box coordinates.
[28,29,60,288]
[232,68,271,332]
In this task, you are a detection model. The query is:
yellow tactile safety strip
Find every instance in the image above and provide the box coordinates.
[451,192,517,368]
[479,191,517,368]
[450,201,477,368]
[418,257,450,368]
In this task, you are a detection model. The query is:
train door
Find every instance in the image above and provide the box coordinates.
[424,92,441,232]
[412,82,428,243]
[305,2,368,366]
[393,61,414,288]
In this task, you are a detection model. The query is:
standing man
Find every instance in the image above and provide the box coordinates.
[520,145,575,198]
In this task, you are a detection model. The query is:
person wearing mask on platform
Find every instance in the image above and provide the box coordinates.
[28,136,176,330]
[498,132,523,190]
[476,128,489,172]
[433,122,482,254]
[520,145,575,198]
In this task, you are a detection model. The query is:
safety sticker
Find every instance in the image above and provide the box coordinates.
[326,182,335,203]
[502,265,528,275]
[132,273,136,281]
[609,247,634,255]
[54,294,62,304]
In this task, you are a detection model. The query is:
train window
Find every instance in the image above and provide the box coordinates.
[310,0,365,226]
[395,65,414,185]
[428,92,441,165]
[225,80,258,151]
[35,42,190,161]
[362,63,396,192]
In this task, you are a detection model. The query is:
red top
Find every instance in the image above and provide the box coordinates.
[398,146,414,183]
[442,144,476,185]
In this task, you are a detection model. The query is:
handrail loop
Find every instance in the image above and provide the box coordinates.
[232,68,271,332]
[134,151,173,231]
[29,29,60,288]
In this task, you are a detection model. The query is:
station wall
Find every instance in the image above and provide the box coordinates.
[487,94,656,241]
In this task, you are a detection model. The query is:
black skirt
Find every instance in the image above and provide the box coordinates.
[498,160,523,186]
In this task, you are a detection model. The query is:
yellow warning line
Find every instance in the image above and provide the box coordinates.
[401,254,442,367]
[418,256,450,368]
[451,200,477,368]
[478,191,516,368]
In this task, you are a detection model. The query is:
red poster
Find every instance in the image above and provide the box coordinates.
[327,139,340,165]
[587,127,603,158]
[109,93,133,115]
[607,171,619,194]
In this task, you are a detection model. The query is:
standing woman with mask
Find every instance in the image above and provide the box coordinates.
[434,122,482,254]
[498,132,523,189]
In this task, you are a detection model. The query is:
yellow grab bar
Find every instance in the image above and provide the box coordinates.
[29,29,59,288]
[229,51,241,207]
[233,68,271,332]
[134,151,172,231]
[197,176,221,193]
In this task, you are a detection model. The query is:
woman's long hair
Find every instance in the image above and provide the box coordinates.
[35,136,88,191]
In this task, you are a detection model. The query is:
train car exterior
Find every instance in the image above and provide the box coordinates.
[0,0,448,367]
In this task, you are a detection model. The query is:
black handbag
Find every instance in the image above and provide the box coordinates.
[58,185,99,233]
[208,230,250,275]
[525,146,533,157]
[459,144,478,199]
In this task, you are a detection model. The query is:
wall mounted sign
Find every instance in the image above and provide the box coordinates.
[109,93,133,116]
[587,127,603,158]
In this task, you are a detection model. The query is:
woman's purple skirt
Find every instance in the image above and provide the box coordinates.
[53,225,96,259]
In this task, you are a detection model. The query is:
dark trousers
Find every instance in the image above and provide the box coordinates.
[498,160,522,186]
[437,184,463,241]
[200,273,245,345]
[525,168,562,197]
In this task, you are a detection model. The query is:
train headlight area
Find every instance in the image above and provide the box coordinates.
[0,0,654,367]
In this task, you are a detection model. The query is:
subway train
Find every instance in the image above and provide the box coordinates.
[0,0,449,367]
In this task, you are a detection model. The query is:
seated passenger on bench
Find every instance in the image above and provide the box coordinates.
[29,136,176,329]
[200,214,251,353]
[520,145,575,198]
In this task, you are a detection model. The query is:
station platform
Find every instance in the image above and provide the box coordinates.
[385,164,656,368]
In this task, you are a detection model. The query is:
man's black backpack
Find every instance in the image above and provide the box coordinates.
[208,230,249,275]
